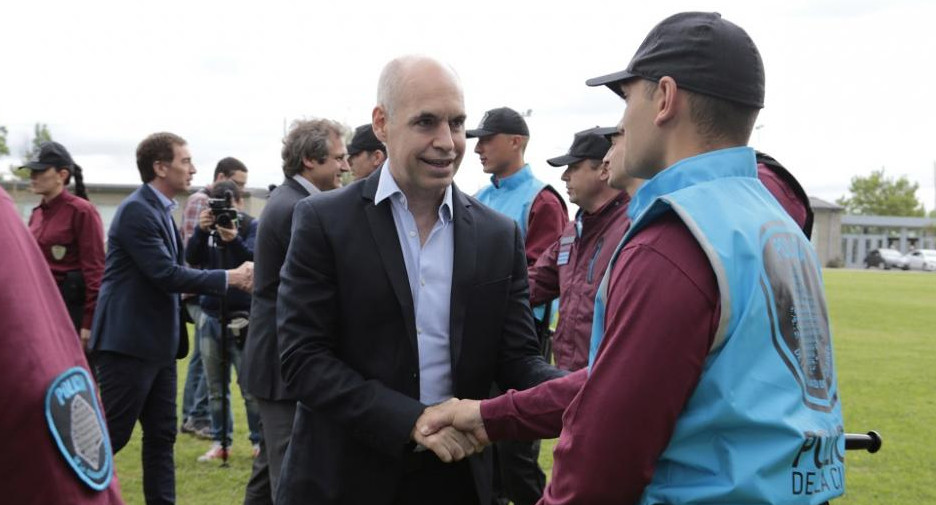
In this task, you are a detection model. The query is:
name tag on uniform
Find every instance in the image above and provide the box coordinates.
[557,236,575,266]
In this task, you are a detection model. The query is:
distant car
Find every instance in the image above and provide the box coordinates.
[864,248,909,270]
[905,249,936,271]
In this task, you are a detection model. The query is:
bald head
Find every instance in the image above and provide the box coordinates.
[371,55,467,202]
[376,55,462,120]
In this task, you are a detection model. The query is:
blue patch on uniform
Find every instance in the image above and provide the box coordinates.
[44,367,114,491]
[557,239,574,266]
[557,252,570,265]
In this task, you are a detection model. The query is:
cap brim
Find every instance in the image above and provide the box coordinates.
[586,69,639,98]
[465,129,494,139]
[22,161,54,171]
[546,154,583,167]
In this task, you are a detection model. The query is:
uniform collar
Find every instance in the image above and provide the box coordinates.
[490,163,533,190]
[37,189,73,211]
[628,147,756,221]
[576,191,629,237]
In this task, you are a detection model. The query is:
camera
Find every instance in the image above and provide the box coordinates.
[208,190,238,230]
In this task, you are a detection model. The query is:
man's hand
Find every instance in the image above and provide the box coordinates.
[411,399,487,463]
[198,209,214,232]
[227,261,254,292]
[412,425,480,463]
[417,398,489,448]
[79,328,91,350]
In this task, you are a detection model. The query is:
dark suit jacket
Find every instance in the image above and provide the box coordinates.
[90,184,227,363]
[242,177,312,400]
[275,169,564,505]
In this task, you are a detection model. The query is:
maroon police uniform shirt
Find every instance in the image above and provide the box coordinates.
[1,187,124,504]
[528,191,631,371]
[481,171,809,505]
[28,189,105,331]
[524,189,568,265]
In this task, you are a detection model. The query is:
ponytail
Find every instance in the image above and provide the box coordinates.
[72,164,89,201]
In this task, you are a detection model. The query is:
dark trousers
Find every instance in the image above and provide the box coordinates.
[492,439,545,505]
[490,382,545,505]
[56,271,85,335]
[392,453,479,505]
[243,430,273,505]
[95,351,177,505]
[251,397,297,501]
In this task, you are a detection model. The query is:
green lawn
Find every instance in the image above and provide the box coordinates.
[114,269,935,504]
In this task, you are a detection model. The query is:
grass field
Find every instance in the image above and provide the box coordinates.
[114,269,935,504]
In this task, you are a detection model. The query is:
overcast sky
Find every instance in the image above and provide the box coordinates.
[2,0,934,215]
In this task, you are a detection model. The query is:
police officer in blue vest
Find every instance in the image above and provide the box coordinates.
[582,12,846,504]
[417,12,846,505]
[468,107,568,505]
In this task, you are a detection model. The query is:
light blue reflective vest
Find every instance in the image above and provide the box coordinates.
[476,164,556,321]
[475,164,545,239]
[590,147,845,504]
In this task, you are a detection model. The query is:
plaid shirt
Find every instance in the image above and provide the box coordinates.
[181,188,210,247]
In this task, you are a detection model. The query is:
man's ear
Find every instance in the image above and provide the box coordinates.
[372,106,388,142]
[372,150,386,167]
[301,157,316,171]
[510,135,524,151]
[655,76,680,127]
[153,160,166,179]
[598,162,611,182]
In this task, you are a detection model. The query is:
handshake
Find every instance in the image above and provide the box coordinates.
[227,261,254,293]
[410,398,488,463]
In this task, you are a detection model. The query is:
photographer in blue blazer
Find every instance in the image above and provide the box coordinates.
[89,132,253,505]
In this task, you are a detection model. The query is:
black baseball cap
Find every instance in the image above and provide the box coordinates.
[592,126,620,142]
[547,127,613,167]
[347,124,385,156]
[22,141,75,171]
[586,12,765,108]
[466,107,529,138]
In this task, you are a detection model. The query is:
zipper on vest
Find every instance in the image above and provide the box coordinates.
[587,238,604,283]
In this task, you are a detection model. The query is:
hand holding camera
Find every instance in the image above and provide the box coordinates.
[199,190,240,243]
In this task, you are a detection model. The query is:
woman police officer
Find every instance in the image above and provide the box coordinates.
[25,141,105,350]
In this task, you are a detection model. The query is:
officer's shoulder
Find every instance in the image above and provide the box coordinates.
[64,194,99,214]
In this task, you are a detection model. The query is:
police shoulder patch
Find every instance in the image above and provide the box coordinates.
[44,367,114,491]
[760,224,838,413]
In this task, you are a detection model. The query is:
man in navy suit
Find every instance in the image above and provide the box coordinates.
[90,132,253,505]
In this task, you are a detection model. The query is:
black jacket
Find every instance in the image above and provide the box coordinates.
[241,177,312,400]
[275,169,564,505]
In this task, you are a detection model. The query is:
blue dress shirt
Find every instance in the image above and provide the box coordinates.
[149,183,227,287]
[374,164,455,405]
